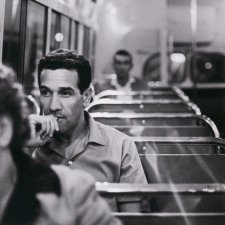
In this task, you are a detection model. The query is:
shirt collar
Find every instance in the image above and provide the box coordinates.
[85,111,106,146]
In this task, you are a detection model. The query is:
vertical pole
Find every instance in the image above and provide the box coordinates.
[160,29,168,85]
[190,0,197,97]
[70,20,75,50]
[18,0,28,83]
[0,0,6,63]
[190,0,197,53]
[44,7,52,55]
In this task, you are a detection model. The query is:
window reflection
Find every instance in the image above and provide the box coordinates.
[169,53,187,83]
[3,0,21,74]
[24,1,45,99]
[50,12,70,50]
[50,11,60,51]
[142,52,161,83]
[60,16,70,49]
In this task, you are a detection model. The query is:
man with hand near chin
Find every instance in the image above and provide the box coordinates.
[28,49,147,212]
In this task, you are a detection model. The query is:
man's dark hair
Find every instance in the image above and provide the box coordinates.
[38,49,92,94]
[113,49,133,64]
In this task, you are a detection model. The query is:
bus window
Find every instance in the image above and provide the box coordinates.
[24,1,45,98]
[50,13,70,50]
[169,53,187,83]
[74,21,79,51]
[2,0,21,74]
[50,11,60,51]
[83,26,90,59]
[77,23,84,54]
[60,15,70,49]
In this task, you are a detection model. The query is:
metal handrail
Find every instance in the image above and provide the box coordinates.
[94,90,178,101]
[172,86,190,103]
[87,99,195,113]
[96,182,225,196]
[133,137,225,147]
[92,113,219,137]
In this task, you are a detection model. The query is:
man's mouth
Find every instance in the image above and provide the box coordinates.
[52,115,64,122]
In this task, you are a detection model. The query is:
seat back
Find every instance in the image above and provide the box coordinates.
[96,183,225,214]
[95,90,181,100]
[87,99,199,114]
[139,153,225,183]
[115,213,225,225]
[92,113,219,137]
[134,137,225,154]
[115,126,214,137]
[92,113,204,126]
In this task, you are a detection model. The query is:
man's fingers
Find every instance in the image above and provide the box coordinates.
[28,114,59,144]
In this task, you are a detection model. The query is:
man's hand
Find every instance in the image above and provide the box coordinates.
[26,114,59,147]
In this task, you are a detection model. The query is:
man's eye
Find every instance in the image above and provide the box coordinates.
[41,90,51,97]
[60,91,71,97]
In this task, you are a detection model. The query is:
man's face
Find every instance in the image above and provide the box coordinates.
[39,69,84,134]
[113,54,132,79]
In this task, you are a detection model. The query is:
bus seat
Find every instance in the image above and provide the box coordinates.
[87,99,200,114]
[115,126,214,137]
[92,113,203,126]
[115,212,225,225]
[96,183,225,213]
[139,153,225,183]
[134,137,225,154]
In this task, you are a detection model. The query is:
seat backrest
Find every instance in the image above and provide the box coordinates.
[115,212,225,225]
[87,99,197,114]
[92,113,219,137]
[140,154,225,183]
[115,126,214,137]
[96,183,225,213]
[95,90,180,100]
[134,137,225,154]
[92,113,203,126]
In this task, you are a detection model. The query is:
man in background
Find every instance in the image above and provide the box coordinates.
[94,49,147,94]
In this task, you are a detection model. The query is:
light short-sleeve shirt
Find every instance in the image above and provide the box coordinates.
[33,112,147,210]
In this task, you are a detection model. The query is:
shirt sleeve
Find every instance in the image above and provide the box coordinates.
[52,166,122,225]
[120,138,148,184]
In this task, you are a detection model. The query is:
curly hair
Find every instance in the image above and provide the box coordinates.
[0,76,30,161]
[38,49,92,94]
[0,66,61,225]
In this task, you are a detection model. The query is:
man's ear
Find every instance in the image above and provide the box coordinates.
[82,87,93,108]
[0,116,13,149]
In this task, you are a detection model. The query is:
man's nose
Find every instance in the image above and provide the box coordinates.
[50,94,61,112]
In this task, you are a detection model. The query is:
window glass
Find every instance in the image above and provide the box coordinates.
[60,15,70,49]
[2,0,21,74]
[24,1,45,98]
[77,24,84,54]
[50,13,70,50]
[50,11,60,51]
[83,26,90,59]
[74,21,79,51]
